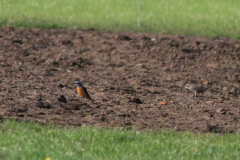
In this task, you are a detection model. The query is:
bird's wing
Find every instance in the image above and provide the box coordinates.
[82,87,92,100]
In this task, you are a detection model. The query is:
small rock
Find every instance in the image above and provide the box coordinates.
[58,95,67,103]
[222,86,229,92]
[203,80,209,86]
[128,96,142,104]
[151,38,156,41]
[229,87,236,94]
[216,108,222,113]
[229,87,237,96]
[135,64,142,67]
[58,83,64,88]
[216,108,228,115]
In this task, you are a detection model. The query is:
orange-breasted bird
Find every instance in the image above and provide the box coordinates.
[74,81,93,101]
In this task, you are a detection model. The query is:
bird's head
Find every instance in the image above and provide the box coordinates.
[74,81,84,87]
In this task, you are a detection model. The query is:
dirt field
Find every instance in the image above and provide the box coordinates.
[1,26,240,133]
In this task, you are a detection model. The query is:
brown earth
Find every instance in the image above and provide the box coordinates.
[1,26,240,133]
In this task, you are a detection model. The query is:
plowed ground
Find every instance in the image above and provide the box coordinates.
[1,27,240,133]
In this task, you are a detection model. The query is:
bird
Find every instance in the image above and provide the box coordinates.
[74,81,93,101]
[185,83,207,97]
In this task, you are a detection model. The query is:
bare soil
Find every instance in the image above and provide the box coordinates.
[1,26,240,133]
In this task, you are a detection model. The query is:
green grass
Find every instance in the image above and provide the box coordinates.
[0,120,240,160]
[1,0,240,38]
